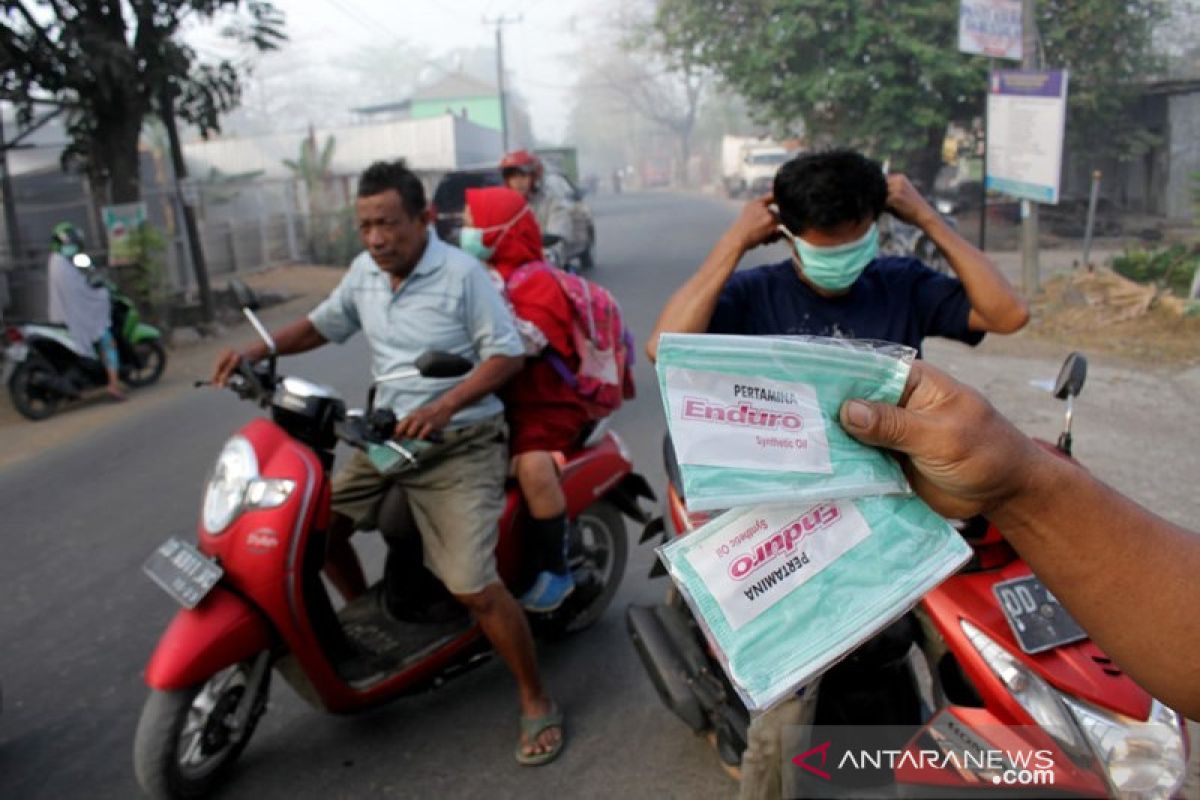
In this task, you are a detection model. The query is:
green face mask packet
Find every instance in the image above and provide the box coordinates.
[657,495,972,711]
[655,333,915,511]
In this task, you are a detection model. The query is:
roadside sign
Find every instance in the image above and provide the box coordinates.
[959,0,1023,60]
[985,70,1069,205]
[101,201,148,266]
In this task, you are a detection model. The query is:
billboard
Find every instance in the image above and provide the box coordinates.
[985,70,1069,205]
[959,0,1023,61]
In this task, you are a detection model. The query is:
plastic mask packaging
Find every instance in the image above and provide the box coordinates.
[656,333,914,511]
[658,495,972,711]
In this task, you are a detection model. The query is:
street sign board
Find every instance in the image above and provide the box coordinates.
[986,70,1069,205]
[101,201,148,266]
[959,0,1023,60]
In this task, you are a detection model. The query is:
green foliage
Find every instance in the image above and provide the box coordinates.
[651,0,985,185]
[284,132,347,264]
[1,1,286,202]
[1037,0,1168,163]
[114,224,170,319]
[651,0,1169,184]
[283,132,337,189]
[1111,244,1200,297]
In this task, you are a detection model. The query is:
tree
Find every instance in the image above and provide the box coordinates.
[1037,0,1168,164]
[1,1,285,203]
[650,0,1173,187]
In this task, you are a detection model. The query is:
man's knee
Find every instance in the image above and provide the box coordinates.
[453,582,509,616]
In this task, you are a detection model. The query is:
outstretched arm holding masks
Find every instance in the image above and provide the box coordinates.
[839,363,1200,719]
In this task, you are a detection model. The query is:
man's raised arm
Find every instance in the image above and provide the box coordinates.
[645,195,779,362]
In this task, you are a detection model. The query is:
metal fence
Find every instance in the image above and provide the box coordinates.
[0,168,454,321]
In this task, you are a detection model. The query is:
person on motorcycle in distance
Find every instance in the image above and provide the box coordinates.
[211,160,566,767]
[500,149,573,267]
[46,221,125,401]
[647,148,1030,798]
[460,185,593,613]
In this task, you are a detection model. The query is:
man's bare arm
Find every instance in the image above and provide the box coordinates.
[212,318,328,386]
[840,362,1200,718]
[646,196,779,363]
[394,354,524,440]
[887,175,1029,334]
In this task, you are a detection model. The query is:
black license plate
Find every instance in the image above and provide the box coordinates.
[993,575,1087,654]
[143,537,223,609]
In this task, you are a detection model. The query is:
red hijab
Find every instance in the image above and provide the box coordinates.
[464,186,575,359]
[464,186,543,280]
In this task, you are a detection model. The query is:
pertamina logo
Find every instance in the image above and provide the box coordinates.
[728,504,841,580]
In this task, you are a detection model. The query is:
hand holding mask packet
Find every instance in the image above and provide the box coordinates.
[655,333,915,511]
[657,497,972,711]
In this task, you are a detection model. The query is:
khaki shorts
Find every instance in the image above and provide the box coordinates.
[330,415,508,596]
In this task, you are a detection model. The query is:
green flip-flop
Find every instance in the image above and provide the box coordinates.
[515,703,565,767]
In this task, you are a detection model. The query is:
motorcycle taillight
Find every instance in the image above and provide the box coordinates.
[4,326,22,344]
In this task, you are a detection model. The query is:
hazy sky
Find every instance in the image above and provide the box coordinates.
[194,0,602,143]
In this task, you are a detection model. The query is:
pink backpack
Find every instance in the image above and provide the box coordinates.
[507,263,636,419]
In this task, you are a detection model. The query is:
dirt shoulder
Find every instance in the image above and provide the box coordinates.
[0,265,344,473]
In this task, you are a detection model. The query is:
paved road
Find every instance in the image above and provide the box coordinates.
[0,191,773,800]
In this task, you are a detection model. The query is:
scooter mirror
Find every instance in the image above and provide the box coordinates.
[229,279,260,311]
[415,351,473,379]
[1053,352,1087,400]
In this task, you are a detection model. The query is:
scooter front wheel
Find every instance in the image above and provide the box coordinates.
[133,655,270,800]
[123,340,167,387]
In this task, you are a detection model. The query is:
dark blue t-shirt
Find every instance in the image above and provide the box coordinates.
[707,256,984,353]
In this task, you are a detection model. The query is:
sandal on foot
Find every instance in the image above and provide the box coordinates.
[515,703,564,766]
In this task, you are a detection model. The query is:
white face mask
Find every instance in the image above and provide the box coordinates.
[658,494,970,711]
[458,205,531,261]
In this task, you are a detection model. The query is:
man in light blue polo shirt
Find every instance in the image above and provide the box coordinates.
[212,160,566,766]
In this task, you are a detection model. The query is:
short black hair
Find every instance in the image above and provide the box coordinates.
[357,159,427,219]
[773,149,888,234]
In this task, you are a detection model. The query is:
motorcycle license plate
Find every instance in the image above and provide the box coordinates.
[993,575,1087,654]
[143,538,223,609]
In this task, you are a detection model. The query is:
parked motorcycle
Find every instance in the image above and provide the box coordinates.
[133,291,653,799]
[878,210,958,274]
[4,257,166,420]
[627,353,1189,798]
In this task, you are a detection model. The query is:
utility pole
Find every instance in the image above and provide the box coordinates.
[159,83,214,325]
[483,14,522,153]
[0,113,25,272]
[1020,0,1040,294]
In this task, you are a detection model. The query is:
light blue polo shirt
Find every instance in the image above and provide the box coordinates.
[308,234,523,426]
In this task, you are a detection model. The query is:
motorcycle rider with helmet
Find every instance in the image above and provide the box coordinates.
[499,150,574,267]
[45,222,125,401]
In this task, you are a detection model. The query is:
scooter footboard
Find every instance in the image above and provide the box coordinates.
[144,586,272,691]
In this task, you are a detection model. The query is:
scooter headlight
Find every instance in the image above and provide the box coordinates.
[935,199,955,216]
[202,437,295,534]
[964,620,1187,798]
[961,620,1089,758]
[1061,696,1185,800]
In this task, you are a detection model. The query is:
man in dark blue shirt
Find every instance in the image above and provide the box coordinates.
[647,149,1029,799]
[648,149,1028,361]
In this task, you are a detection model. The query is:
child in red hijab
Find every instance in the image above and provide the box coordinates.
[461,186,591,611]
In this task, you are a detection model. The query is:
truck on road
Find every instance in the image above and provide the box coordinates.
[721,136,791,198]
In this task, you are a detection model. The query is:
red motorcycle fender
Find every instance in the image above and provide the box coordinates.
[144,586,271,691]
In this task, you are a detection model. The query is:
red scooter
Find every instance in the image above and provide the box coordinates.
[628,353,1190,798]
[133,296,653,799]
